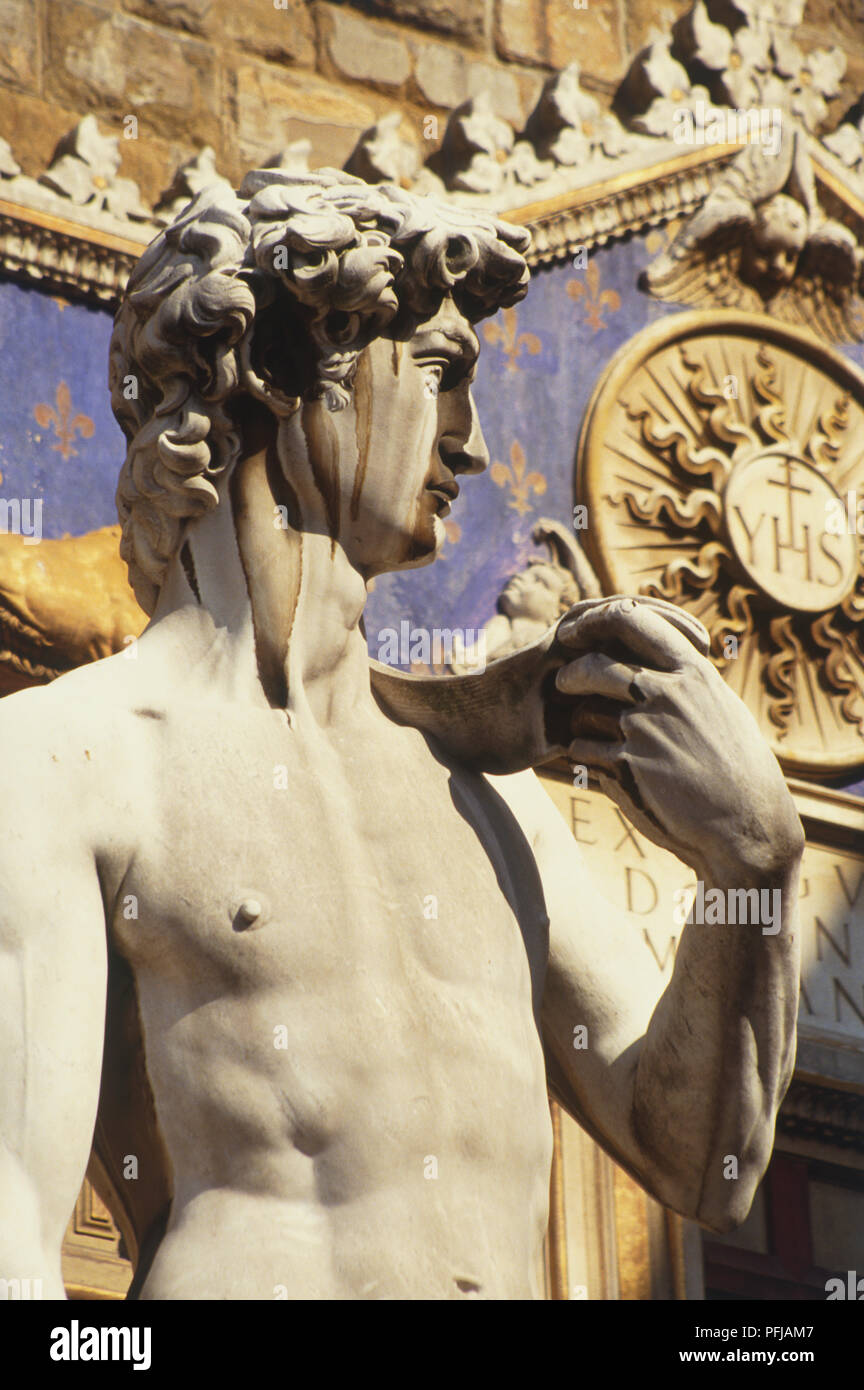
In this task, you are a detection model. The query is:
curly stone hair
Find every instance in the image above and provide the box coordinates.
[109,167,531,613]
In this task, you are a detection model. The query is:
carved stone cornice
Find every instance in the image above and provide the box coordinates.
[2,2,864,301]
[778,1079,864,1152]
[503,143,737,266]
[0,198,142,302]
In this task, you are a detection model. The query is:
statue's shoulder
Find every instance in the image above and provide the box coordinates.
[0,654,148,788]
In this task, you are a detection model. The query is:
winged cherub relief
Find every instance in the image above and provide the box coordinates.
[643,118,864,342]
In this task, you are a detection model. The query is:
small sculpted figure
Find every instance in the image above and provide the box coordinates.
[451,519,601,671]
[0,169,803,1300]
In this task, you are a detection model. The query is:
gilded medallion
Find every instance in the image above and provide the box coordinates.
[576,310,864,774]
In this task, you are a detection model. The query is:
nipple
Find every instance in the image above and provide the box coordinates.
[231,892,270,932]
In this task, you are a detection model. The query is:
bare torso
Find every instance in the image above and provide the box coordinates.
[80,663,553,1300]
[0,590,805,1300]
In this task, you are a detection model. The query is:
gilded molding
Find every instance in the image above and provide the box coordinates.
[0,199,142,302]
[506,145,737,266]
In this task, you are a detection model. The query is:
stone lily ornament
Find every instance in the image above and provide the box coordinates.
[1,169,802,1300]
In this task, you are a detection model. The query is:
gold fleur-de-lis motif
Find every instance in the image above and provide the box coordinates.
[566,260,622,332]
[426,519,461,566]
[490,439,547,516]
[33,382,94,460]
[482,305,542,372]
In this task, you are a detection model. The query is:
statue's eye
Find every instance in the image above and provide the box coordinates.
[421,361,447,397]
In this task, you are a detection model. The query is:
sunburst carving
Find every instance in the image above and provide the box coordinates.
[577,312,864,772]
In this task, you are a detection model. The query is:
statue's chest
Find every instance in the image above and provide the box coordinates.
[112,717,549,1006]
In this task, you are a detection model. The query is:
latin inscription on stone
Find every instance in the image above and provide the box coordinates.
[539,777,864,1042]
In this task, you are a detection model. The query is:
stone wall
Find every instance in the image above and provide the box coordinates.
[1,1,862,210]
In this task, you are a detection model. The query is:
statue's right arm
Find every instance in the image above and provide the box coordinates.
[0,696,108,1299]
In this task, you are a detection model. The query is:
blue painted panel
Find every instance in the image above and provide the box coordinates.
[0,279,123,538]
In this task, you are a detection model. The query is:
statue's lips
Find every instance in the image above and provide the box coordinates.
[425,476,459,513]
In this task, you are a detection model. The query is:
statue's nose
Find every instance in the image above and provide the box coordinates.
[446,395,488,477]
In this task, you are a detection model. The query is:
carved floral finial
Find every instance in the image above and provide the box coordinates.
[345,113,420,186]
[0,138,21,179]
[617,40,714,139]
[618,3,846,138]
[154,147,234,225]
[824,99,864,185]
[524,63,633,165]
[38,115,150,221]
[264,141,312,174]
[435,90,569,196]
[436,92,517,194]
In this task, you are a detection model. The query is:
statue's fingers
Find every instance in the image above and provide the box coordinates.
[567,736,621,772]
[556,651,650,704]
[558,595,709,656]
[557,597,705,671]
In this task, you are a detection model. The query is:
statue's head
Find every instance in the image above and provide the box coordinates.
[499,559,580,626]
[110,168,530,613]
[742,193,808,289]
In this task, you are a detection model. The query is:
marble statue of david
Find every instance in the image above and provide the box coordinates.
[0,169,803,1300]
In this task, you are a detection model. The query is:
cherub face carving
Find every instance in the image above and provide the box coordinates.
[742,194,809,288]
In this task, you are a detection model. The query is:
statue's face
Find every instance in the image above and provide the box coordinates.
[290,297,488,578]
[500,563,565,626]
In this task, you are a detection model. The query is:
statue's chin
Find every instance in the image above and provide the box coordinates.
[365,516,444,578]
[394,516,444,572]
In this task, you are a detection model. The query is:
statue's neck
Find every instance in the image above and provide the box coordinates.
[149,446,372,727]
